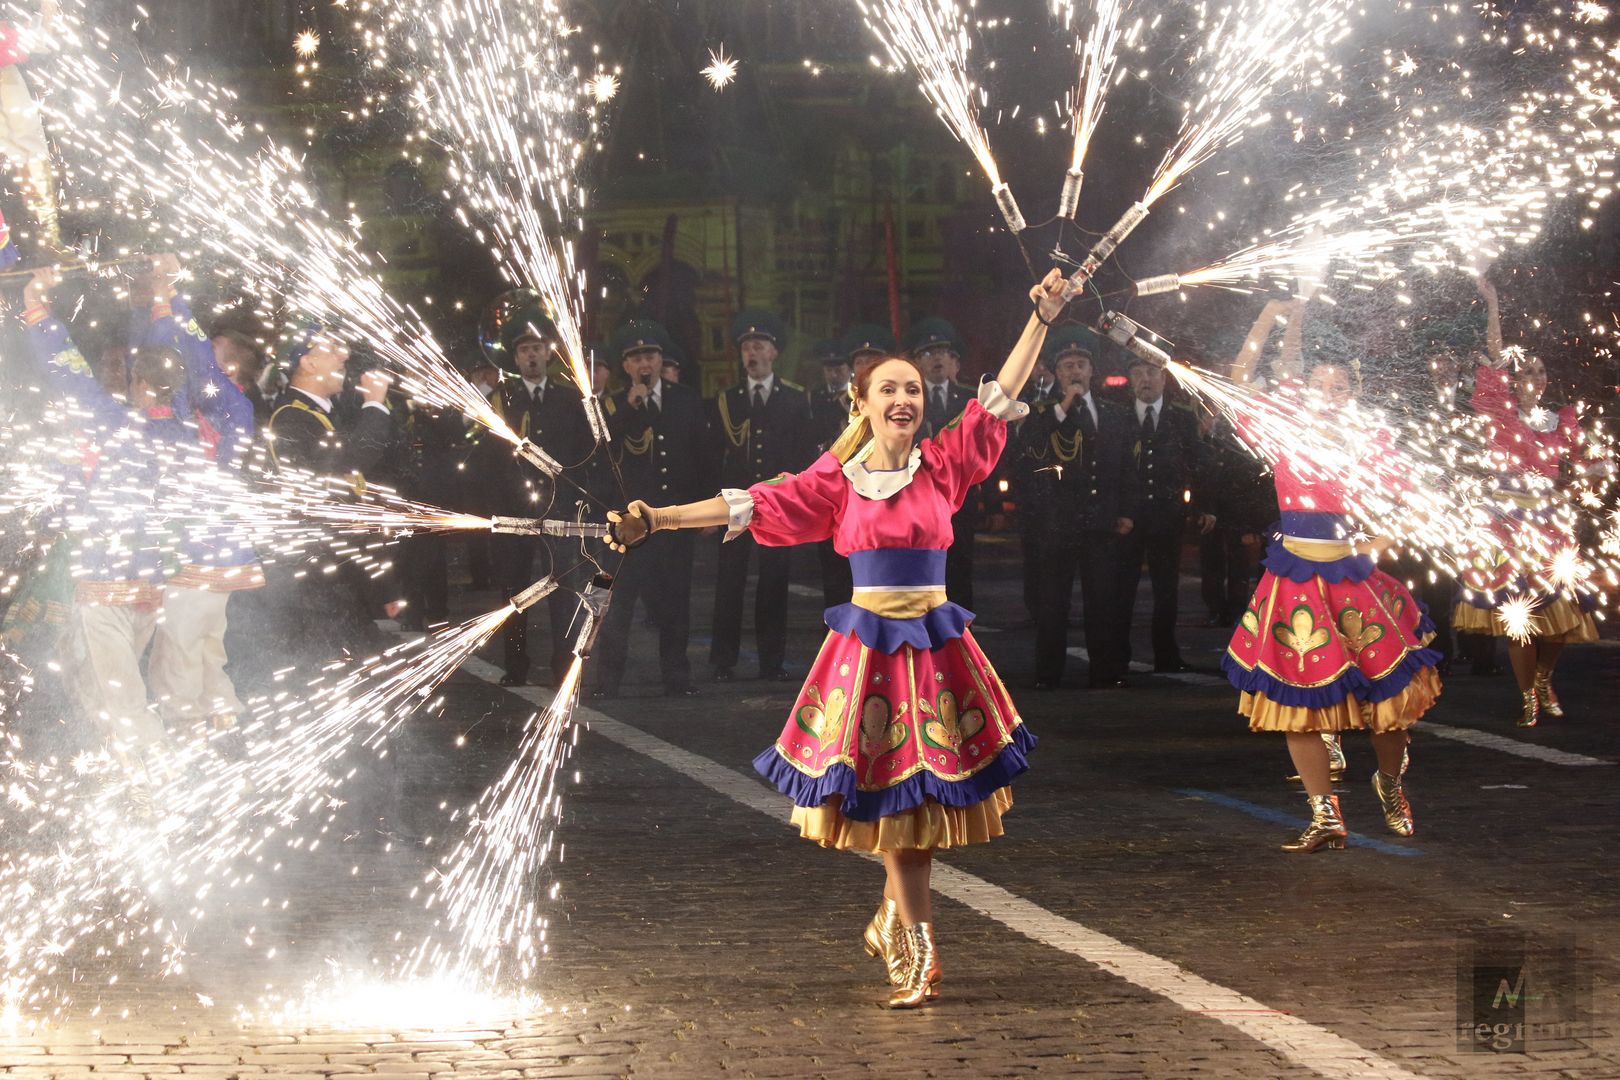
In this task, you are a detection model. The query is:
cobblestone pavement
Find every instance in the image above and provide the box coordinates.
[4,534,1617,1078]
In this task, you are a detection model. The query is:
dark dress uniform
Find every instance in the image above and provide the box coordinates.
[920,378,978,606]
[1012,377,1059,620]
[594,374,707,696]
[483,372,594,684]
[1115,395,1211,671]
[267,385,394,476]
[1196,417,1276,626]
[256,384,399,673]
[708,371,814,677]
[1020,393,1138,687]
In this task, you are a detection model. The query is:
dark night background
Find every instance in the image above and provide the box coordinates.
[6,0,1618,408]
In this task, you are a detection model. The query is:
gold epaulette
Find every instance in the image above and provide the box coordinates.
[779,378,805,393]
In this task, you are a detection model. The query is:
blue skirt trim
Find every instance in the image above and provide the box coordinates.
[1221,645,1442,708]
[823,600,974,653]
[752,723,1038,823]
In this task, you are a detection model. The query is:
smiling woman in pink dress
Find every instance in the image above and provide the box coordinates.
[608,270,1070,1008]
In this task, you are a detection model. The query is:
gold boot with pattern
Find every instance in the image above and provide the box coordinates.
[886,923,941,1008]
[862,898,908,987]
[1281,794,1347,853]
[1517,688,1539,728]
[1371,756,1415,837]
[1533,672,1564,719]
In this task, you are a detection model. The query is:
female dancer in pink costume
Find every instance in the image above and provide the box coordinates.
[1221,297,1442,852]
[609,270,1069,1007]
[1454,276,1601,727]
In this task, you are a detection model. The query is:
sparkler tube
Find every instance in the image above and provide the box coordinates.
[1098,310,1172,369]
[992,182,1027,233]
[515,439,563,477]
[510,576,559,613]
[490,516,546,535]
[571,573,614,658]
[1058,168,1084,220]
[1134,273,1182,297]
[583,393,610,446]
[491,517,613,539]
[1062,201,1151,299]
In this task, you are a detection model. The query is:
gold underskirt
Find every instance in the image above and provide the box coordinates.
[1453,596,1598,643]
[791,788,1014,852]
[1242,665,1441,733]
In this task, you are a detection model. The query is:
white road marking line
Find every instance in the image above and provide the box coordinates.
[459,657,1425,1080]
[1065,646,1227,687]
[1416,721,1611,767]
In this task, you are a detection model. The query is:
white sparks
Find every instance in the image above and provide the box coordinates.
[701,45,738,91]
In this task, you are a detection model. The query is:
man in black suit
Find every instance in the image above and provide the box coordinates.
[255,329,401,678]
[708,310,814,681]
[593,319,706,698]
[1019,328,1137,689]
[481,309,595,686]
[1195,405,1275,627]
[908,316,979,607]
[1114,355,1216,674]
[809,337,856,607]
[1010,354,1058,622]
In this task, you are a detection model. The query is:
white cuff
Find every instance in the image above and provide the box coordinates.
[977,378,1029,421]
[719,488,755,541]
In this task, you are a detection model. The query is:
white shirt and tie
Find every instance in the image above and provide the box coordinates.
[748,374,775,409]
[926,379,951,416]
[294,386,389,414]
[1054,391,1099,428]
[1135,396,1163,433]
[521,376,548,405]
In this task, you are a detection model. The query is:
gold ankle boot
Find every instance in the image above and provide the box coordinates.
[1517,689,1539,728]
[862,898,908,986]
[1371,769,1414,837]
[887,923,941,1008]
[1533,673,1564,719]
[1281,794,1347,853]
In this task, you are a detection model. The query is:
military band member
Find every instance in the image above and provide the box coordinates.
[907,317,979,607]
[592,319,706,697]
[708,310,814,680]
[1019,328,1137,688]
[1011,353,1059,621]
[482,307,594,687]
[1114,355,1215,674]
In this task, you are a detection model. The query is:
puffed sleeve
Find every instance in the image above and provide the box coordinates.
[723,451,847,546]
[920,378,1026,511]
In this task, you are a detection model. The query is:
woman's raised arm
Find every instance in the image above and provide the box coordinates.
[994,270,1069,399]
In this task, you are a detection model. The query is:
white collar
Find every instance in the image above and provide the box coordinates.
[522,375,547,394]
[748,374,774,394]
[293,386,332,412]
[1135,397,1163,420]
[842,441,924,501]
